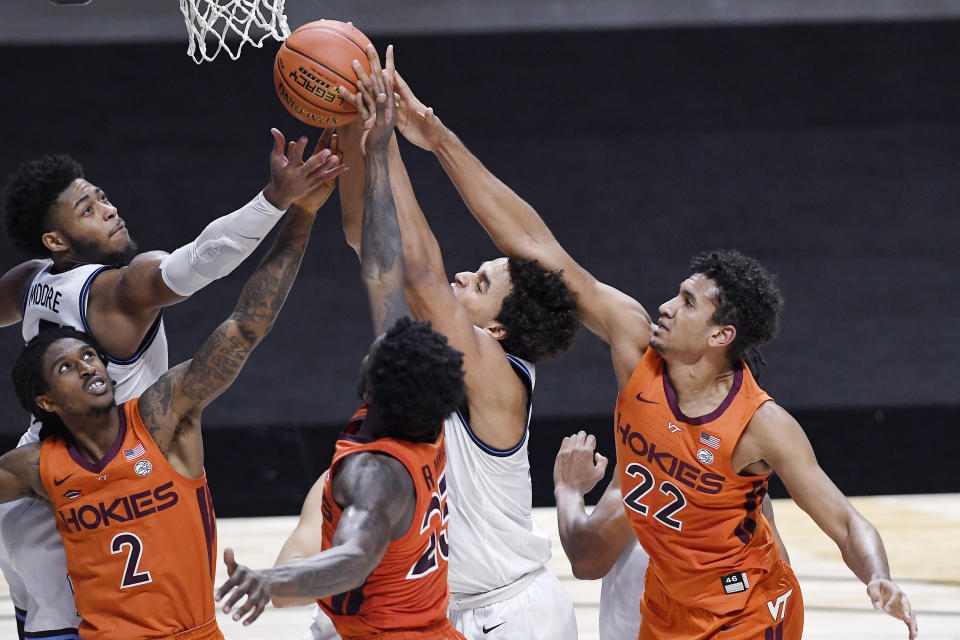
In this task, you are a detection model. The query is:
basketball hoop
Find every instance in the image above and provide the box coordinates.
[179,0,290,63]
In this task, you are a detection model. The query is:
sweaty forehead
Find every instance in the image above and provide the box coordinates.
[480,257,510,279]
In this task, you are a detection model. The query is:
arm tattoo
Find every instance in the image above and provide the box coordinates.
[361,148,410,334]
[179,208,315,411]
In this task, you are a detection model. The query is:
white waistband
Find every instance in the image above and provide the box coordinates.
[447,567,544,610]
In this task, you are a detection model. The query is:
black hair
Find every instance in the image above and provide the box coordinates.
[495,257,578,363]
[2,154,85,257]
[368,317,465,441]
[11,326,108,440]
[690,249,784,379]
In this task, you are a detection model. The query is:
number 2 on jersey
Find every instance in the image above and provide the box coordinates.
[622,462,687,530]
[111,532,152,589]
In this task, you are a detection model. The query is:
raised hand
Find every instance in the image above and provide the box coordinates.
[340,44,397,155]
[553,430,609,496]
[292,128,345,213]
[393,70,447,152]
[215,548,272,626]
[263,128,347,210]
[866,578,918,639]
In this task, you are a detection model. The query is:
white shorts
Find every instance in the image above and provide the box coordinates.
[303,604,340,640]
[599,539,649,640]
[447,567,577,640]
[0,495,80,636]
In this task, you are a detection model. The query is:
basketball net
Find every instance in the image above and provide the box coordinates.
[179,0,290,63]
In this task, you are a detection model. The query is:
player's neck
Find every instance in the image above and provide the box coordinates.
[354,404,393,439]
[65,406,121,463]
[663,356,737,408]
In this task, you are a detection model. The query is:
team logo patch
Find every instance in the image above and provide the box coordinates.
[134,460,153,477]
[697,448,715,465]
[63,489,81,500]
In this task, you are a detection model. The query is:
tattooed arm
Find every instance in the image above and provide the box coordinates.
[0,444,47,503]
[354,44,408,334]
[136,203,318,479]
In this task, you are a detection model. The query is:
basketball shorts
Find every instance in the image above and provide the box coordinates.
[303,612,463,640]
[0,496,80,637]
[599,538,649,640]
[638,560,803,640]
[446,567,577,640]
[304,605,342,640]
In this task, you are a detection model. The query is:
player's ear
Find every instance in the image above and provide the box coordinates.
[482,321,506,341]
[35,393,57,414]
[708,324,736,349]
[41,230,69,255]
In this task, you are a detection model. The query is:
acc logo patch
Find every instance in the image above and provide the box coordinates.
[134,460,153,477]
[697,448,715,465]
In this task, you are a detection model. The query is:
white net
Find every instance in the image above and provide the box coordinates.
[179,0,291,63]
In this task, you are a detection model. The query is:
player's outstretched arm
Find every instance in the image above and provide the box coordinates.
[392,67,652,385]
[0,444,47,504]
[740,402,917,639]
[353,45,411,333]
[344,47,529,447]
[135,198,320,477]
[88,130,344,330]
[215,452,416,626]
[554,431,635,579]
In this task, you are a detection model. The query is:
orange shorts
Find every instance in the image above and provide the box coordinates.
[342,618,466,640]
[171,618,224,640]
[638,560,803,640]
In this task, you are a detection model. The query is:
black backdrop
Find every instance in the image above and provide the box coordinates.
[0,21,957,514]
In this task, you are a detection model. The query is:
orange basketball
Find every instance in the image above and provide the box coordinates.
[274,20,373,127]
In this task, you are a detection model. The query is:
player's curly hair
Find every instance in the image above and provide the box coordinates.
[11,326,109,441]
[690,250,784,379]
[369,317,465,441]
[2,154,85,257]
[495,257,578,363]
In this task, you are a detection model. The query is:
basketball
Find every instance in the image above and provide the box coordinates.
[273,20,373,127]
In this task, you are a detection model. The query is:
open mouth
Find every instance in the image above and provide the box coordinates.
[86,377,108,395]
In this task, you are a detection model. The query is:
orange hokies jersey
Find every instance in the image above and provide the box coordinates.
[615,349,780,615]
[317,406,453,639]
[39,399,221,640]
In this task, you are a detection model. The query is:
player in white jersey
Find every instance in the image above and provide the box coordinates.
[272,47,580,640]
[0,133,344,639]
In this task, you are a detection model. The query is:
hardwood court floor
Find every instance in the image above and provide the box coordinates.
[1,494,958,639]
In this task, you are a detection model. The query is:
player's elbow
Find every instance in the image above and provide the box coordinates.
[569,556,608,581]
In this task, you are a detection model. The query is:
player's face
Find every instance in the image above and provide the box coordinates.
[38,338,115,420]
[48,179,137,265]
[451,258,512,331]
[650,274,722,359]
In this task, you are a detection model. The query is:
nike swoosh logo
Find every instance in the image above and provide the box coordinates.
[238,234,262,241]
[482,622,506,634]
[720,622,743,631]
[635,392,657,404]
[53,473,75,486]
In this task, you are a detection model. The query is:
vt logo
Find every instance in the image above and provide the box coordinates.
[766,589,793,621]
[667,422,682,433]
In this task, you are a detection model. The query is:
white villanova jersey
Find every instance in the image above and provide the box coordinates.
[20,261,168,444]
[443,354,552,595]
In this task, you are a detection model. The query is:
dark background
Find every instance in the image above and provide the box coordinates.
[0,21,957,514]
